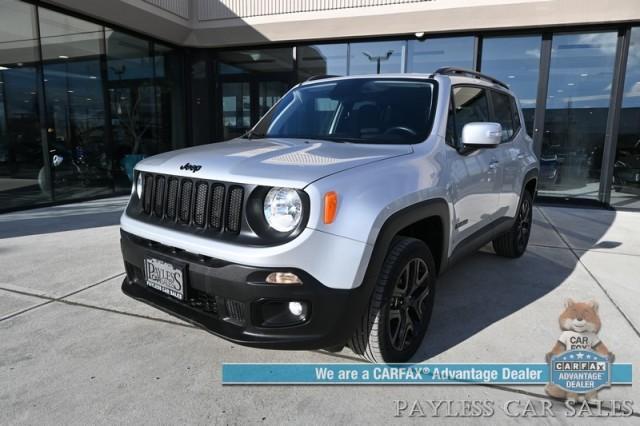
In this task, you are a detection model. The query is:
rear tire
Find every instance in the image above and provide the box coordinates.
[492,190,533,258]
[349,237,437,363]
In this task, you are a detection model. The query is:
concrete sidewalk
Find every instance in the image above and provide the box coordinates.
[1,198,639,424]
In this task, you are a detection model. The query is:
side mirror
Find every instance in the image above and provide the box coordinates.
[461,122,502,148]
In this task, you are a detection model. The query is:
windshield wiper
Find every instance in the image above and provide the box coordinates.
[244,130,266,139]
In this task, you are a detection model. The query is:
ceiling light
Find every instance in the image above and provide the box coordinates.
[580,73,589,77]
[0,66,9,70]
[89,75,97,79]
[415,32,425,38]
[67,90,74,93]
[508,75,516,79]
[58,55,69,59]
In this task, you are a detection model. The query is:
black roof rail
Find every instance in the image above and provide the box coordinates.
[434,67,510,90]
[304,75,340,82]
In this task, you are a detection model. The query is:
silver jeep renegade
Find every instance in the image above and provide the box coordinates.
[120,68,539,363]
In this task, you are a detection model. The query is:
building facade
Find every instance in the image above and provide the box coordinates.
[1,0,639,211]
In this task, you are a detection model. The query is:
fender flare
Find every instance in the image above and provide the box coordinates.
[341,198,450,341]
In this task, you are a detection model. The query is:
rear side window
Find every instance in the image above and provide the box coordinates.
[450,86,491,144]
[491,91,515,142]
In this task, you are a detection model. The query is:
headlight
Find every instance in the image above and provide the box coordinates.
[263,187,303,233]
[136,173,143,199]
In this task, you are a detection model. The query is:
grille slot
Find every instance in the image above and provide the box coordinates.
[166,178,178,219]
[193,182,208,227]
[226,186,244,233]
[153,176,165,217]
[143,175,154,214]
[179,180,193,223]
[209,184,225,231]
[137,172,245,237]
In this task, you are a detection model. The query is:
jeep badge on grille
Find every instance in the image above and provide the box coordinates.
[180,163,202,173]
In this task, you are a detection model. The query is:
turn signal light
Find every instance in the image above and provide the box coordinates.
[324,191,338,224]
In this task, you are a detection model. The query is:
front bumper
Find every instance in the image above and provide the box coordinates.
[120,230,366,349]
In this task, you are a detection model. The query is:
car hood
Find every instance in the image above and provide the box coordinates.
[135,138,413,188]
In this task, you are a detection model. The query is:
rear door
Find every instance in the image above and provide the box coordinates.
[446,85,503,250]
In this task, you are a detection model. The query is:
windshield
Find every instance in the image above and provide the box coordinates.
[249,78,436,145]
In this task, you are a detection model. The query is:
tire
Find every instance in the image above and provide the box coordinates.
[348,237,437,363]
[492,190,533,258]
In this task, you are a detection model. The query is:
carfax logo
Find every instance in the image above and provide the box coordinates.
[545,299,615,402]
[550,350,610,394]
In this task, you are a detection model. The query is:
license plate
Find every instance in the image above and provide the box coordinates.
[144,257,186,300]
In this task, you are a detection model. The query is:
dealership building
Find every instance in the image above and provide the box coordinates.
[1,0,639,211]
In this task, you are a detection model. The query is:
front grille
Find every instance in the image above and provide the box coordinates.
[225,299,246,324]
[187,288,218,315]
[138,172,245,235]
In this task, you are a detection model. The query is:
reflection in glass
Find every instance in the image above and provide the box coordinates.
[0,0,47,210]
[297,44,348,80]
[407,37,474,73]
[349,41,405,75]
[259,81,289,118]
[218,48,294,74]
[106,29,155,189]
[39,8,111,201]
[222,82,250,140]
[611,27,640,208]
[154,43,186,154]
[481,36,541,136]
[539,32,617,200]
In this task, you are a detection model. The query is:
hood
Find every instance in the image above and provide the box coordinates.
[135,138,413,188]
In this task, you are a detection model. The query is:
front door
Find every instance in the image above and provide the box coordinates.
[447,85,503,250]
[220,76,291,141]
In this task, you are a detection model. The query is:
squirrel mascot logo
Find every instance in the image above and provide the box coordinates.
[545,299,614,402]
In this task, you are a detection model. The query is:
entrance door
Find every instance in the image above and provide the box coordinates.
[220,76,291,141]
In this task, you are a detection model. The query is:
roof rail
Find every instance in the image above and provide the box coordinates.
[434,67,510,90]
[304,75,340,82]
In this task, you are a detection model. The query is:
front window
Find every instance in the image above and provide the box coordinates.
[249,78,436,145]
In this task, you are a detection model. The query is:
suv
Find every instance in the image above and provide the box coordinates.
[120,68,538,363]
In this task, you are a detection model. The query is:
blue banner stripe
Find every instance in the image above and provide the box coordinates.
[222,363,633,385]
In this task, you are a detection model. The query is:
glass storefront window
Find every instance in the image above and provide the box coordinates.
[481,35,542,137]
[105,29,155,190]
[154,43,186,154]
[539,32,617,200]
[611,27,640,208]
[349,40,405,75]
[0,0,47,210]
[221,82,250,140]
[39,8,111,201]
[297,44,348,80]
[218,48,294,74]
[407,37,474,73]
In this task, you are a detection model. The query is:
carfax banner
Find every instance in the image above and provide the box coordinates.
[222,362,633,386]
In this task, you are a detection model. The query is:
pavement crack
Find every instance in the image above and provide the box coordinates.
[0,273,197,329]
[55,299,197,329]
[538,208,640,339]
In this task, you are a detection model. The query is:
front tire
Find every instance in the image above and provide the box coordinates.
[493,190,533,258]
[349,237,437,363]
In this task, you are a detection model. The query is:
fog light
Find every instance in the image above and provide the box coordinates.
[288,301,304,316]
[265,272,302,285]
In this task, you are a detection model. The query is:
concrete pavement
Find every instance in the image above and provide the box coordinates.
[1,198,639,424]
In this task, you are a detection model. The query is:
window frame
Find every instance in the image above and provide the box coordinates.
[447,83,492,148]
[488,88,522,144]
